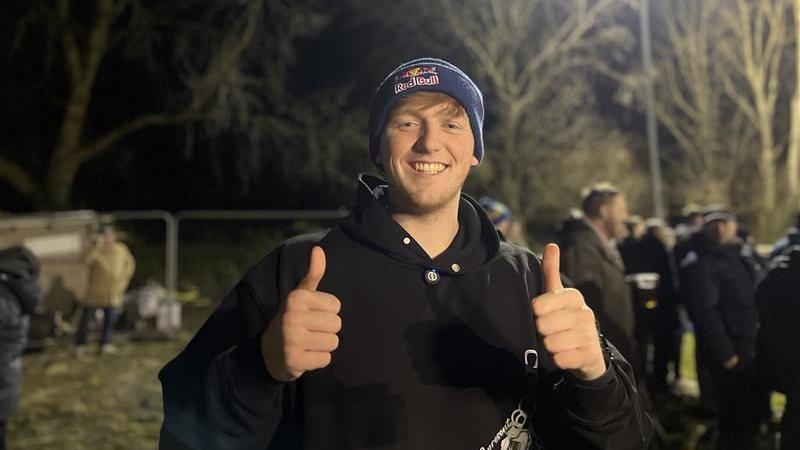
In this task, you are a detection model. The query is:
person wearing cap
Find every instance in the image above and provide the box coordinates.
[159,58,652,449]
[479,196,512,234]
[679,206,762,450]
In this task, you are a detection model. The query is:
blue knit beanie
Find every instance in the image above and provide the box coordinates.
[368,58,484,168]
[479,196,512,226]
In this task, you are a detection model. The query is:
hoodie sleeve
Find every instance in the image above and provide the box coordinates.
[556,342,654,449]
[527,251,653,449]
[158,238,315,450]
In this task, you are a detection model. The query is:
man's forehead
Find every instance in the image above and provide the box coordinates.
[391,93,467,117]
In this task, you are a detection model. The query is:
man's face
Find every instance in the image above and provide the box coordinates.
[602,195,630,239]
[719,219,738,244]
[379,92,478,214]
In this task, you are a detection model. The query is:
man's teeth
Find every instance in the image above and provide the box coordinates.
[413,162,446,174]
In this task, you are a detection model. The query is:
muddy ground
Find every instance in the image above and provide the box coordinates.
[6,302,211,450]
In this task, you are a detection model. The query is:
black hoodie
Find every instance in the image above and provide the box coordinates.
[159,175,653,450]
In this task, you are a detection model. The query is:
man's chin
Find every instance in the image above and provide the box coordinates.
[390,191,459,215]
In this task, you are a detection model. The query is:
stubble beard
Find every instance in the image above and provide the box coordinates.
[387,172,466,216]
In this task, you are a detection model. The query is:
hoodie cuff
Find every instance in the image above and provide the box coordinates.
[219,336,284,404]
[562,364,623,423]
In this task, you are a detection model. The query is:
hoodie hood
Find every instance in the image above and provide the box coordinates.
[339,174,500,276]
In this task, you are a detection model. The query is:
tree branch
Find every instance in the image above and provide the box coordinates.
[0,154,40,199]
[56,0,82,85]
[77,111,206,161]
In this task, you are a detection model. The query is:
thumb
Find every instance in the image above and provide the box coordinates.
[297,246,326,291]
[541,243,564,292]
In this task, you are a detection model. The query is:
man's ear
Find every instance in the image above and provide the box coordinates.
[470,155,479,167]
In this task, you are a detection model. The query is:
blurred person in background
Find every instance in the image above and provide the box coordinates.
[478,196,529,247]
[75,225,135,357]
[755,244,800,450]
[621,218,682,397]
[680,206,762,450]
[618,215,646,266]
[674,204,704,247]
[771,212,800,258]
[479,196,513,239]
[558,183,636,369]
[0,246,41,450]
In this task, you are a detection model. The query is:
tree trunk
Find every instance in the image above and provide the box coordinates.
[788,0,800,200]
[45,151,85,210]
[46,0,115,209]
[759,116,776,211]
[501,103,524,216]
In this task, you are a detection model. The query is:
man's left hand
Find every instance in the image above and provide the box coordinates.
[532,243,607,381]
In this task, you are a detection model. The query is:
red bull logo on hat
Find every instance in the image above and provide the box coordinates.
[396,66,437,79]
[394,66,440,94]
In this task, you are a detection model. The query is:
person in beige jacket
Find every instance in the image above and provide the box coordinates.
[75,226,135,356]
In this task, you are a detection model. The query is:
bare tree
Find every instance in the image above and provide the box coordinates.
[0,0,272,209]
[417,0,644,224]
[717,0,792,235]
[651,0,755,207]
[0,0,358,209]
[788,0,800,201]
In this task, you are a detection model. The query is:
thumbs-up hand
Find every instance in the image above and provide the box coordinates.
[531,244,606,381]
[260,246,342,382]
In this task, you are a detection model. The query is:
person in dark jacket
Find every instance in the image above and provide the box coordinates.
[681,207,761,450]
[0,246,41,450]
[557,184,637,371]
[755,244,800,450]
[621,219,682,395]
[770,213,800,258]
[159,58,653,450]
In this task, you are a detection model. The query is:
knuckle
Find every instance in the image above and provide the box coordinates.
[552,352,568,368]
[282,311,303,329]
[285,292,305,309]
[330,334,340,350]
[332,315,342,332]
[320,352,332,367]
[543,335,558,352]
[535,317,547,333]
[284,346,302,364]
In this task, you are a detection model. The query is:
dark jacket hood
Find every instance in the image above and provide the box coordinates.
[687,231,740,259]
[339,174,500,276]
[0,246,39,280]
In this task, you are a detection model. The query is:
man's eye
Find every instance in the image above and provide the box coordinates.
[446,122,464,130]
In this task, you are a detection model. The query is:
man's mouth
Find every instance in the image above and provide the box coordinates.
[411,162,448,174]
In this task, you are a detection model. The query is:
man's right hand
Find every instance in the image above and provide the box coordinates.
[260,246,342,382]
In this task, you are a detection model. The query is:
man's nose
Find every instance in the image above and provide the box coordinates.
[414,125,442,153]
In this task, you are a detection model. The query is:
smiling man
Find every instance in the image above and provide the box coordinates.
[159,58,653,450]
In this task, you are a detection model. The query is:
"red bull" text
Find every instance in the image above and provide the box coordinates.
[394,75,440,94]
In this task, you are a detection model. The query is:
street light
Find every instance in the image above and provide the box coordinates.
[640,0,665,219]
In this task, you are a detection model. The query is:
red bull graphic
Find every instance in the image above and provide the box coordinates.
[394,66,440,94]
[396,66,437,79]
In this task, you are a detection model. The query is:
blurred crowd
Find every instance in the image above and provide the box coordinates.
[483,188,800,450]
